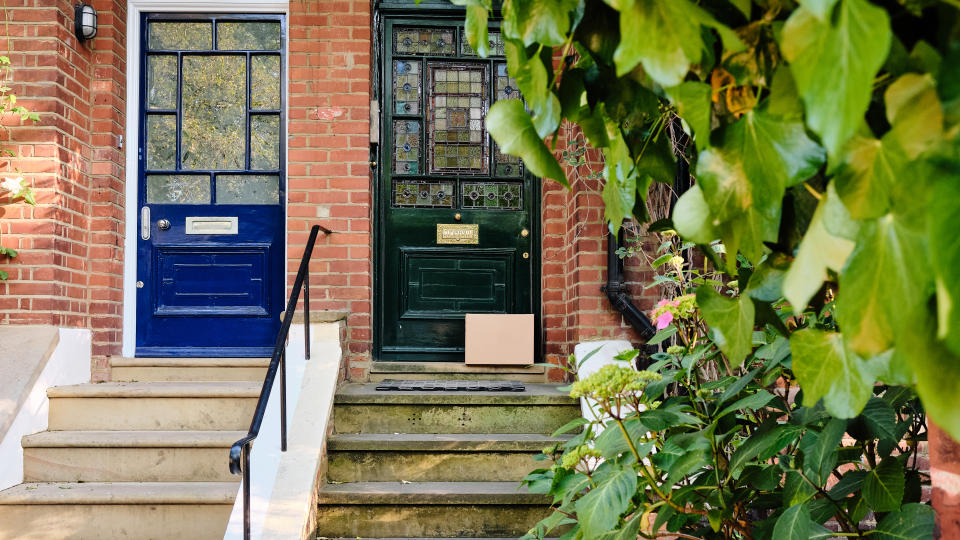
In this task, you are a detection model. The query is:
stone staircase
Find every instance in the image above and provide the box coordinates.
[315,369,579,539]
[0,357,267,540]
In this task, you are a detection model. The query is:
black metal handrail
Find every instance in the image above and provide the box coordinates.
[228,223,331,539]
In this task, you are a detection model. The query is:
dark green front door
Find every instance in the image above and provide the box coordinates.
[376,18,538,361]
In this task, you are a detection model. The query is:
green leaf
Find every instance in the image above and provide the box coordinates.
[594,419,650,459]
[487,100,568,186]
[790,329,874,418]
[464,5,490,57]
[838,204,931,357]
[929,172,960,356]
[772,503,810,540]
[833,134,907,220]
[799,0,839,20]
[672,184,718,245]
[610,0,741,84]
[666,81,712,151]
[783,182,856,311]
[781,0,891,157]
[501,0,579,46]
[574,465,637,538]
[697,286,755,367]
[858,396,898,442]
[506,41,562,138]
[552,417,590,437]
[783,470,817,507]
[647,325,677,345]
[798,418,845,486]
[716,389,775,419]
[873,503,935,540]
[602,152,637,234]
[864,458,906,513]
[829,469,867,499]
[745,253,790,303]
[885,73,943,160]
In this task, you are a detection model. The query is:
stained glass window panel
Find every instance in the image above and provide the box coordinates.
[146,55,177,110]
[251,55,281,110]
[394,60,420,114]
[394,27,455,55]
[149,22,212,50]
[146,115,177,170]
[393,180,455,208]
[216,175,280,204]
[181,55,246,170]
[147,174,210,204]
[251,115,280,170]
[217,22,281,50]
[428,65,488,175]
[495,63,521,102]
[460,31,505,57]
[394,120,420,175]
[461,182,522,210]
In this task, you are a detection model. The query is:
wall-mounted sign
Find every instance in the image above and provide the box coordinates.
[436,223,479,244]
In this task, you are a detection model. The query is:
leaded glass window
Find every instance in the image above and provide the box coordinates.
[386,23,526,210]
[394,180,455,208]
[142,16,283,205]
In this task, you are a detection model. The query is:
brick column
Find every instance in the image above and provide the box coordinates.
[288,0,373,380]
[930,422,960,538]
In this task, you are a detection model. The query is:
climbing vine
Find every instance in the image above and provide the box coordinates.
[453,0,960,444]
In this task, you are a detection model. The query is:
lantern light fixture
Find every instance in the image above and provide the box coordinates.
[74,4,98,42]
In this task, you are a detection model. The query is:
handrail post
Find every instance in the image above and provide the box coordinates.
[304,271,311,360]
[280,346,287,452]
[243,444,251,540]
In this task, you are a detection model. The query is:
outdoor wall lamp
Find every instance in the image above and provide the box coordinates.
[74,4,98,42]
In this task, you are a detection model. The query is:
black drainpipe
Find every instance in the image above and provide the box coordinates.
[602,228,657,341]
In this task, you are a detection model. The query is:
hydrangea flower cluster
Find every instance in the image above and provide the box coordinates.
[570,364,661,400]
[650,293,696,330]
[560,444,602,470]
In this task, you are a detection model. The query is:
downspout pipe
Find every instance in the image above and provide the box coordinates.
[603,227,657,341]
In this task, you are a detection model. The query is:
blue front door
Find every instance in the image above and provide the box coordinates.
[136,14,286,357]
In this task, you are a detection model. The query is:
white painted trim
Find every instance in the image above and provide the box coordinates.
[122,0,291,356]
[0,329,90,491]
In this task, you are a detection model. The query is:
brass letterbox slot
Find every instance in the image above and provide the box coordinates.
[436,224,479,245]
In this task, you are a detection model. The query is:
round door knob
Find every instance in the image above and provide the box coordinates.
[520,228,529,237]
[157,219,171,231]
[454,213,462,221]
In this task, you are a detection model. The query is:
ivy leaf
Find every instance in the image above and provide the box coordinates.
[487,100,568,186]
[799,0,839,20]
[790,329,874,418]
[574,465,637,538]
[666,81,712,151]
[772,503,810,540]
[610,0,741,85]
[864,458,906,512]
[837,202,931,357]
[696,286,754,367]
[464,5,490,57]
[783,182,855,312]
[673,184,717,244]
[873,503,935,540]
[502,0,579,46]
[885,73,943,160]
[928,172,960,356]
[833,134,907,220]
[781,0,891,157]
[505,40,562,138]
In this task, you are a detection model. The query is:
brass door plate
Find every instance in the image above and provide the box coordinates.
[436,223,479,244]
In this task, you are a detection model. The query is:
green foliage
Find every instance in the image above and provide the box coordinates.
[517,242,931,540]
[461,0,960,441]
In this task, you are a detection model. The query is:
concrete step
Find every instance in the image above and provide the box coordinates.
[22,430,244,482]
[47,382,259,431]
[327,433,567,482]
[0,481,237,539]
[110,357,269,382]
[332,383,579,434]
[315,482,558,538]
[369,362,546,382]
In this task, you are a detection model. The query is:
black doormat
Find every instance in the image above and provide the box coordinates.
[375,379,526,392]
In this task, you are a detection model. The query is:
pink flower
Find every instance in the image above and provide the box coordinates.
[656,299,670,307]
[655,311,673,330]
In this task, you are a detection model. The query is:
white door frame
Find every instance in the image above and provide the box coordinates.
[122,0,290,357]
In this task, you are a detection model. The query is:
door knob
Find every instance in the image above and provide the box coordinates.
[454,213,462,221]
[157,219,171,231]
[520,228,529,237]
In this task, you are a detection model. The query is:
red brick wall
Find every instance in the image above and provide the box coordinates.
[540,123,658,382]
[0,0,126,379]
[287,0,373,380]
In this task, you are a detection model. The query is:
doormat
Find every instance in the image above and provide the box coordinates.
[375,380,526,392]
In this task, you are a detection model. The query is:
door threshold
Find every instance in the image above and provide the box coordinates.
[135,346,274,358]
[370,361,544,374]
